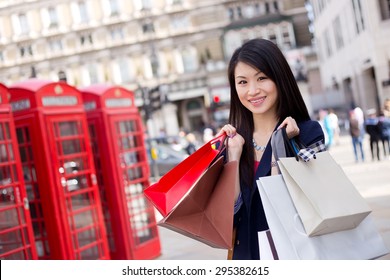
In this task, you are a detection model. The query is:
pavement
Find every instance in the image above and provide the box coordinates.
[153,133,390,260]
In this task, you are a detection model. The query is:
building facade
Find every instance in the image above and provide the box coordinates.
[0,0,313,138]
[309,0,390,115]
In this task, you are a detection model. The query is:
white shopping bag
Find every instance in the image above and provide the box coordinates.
[258,230,279,260]
[257,175,389,259]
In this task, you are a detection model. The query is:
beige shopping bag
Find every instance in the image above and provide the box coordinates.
[278,151,371,237]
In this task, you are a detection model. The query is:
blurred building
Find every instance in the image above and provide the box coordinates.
[309,0,390,115]
[0,0,314,136]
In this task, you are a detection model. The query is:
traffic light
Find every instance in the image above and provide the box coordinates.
[210,94,221,111]
[149,86,161,111]
[58,70,67,82]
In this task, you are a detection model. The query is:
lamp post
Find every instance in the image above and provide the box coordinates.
[140,45,163,179]
[139,84,160,180]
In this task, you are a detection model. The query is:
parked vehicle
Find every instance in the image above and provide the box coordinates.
[145,136,188,178]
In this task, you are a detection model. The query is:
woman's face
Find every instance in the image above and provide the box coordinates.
[234,61,278,117]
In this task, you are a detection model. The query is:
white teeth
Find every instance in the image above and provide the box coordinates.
[250,97,265,104]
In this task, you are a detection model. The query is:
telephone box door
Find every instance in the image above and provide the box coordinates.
[0,120,37,260]
[0,84,37,260]
[109,115,160,259]
[46,115,109,259]
[15,118,49,259]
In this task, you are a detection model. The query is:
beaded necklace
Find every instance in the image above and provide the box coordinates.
[252,138,267,152]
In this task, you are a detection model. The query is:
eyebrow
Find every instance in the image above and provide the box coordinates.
[235,71,263,79]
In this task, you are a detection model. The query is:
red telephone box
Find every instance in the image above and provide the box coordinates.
[8,79,110,260]
[80,84,161,259]
[0,83,37,260]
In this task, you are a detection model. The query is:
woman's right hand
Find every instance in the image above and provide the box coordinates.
[218,124,245,162]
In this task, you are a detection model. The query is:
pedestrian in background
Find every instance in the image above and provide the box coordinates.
[328,108,340,145]
[203,127,214,143]
[384,98,390,118]
[354,107,366,133]
[378,111,390,159]
[365,109,381,161]
[349,110,365,162]
[185,132,197,155]
[317,109,330,149]
[218,38,325,260]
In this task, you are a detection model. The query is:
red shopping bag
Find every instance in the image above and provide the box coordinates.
[144,133,226,217]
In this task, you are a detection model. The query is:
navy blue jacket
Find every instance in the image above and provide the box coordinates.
[232,120,325,260]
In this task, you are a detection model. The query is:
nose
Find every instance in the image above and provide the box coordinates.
[248,83,260,96]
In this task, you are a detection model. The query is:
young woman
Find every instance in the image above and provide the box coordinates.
[219,39,325,260]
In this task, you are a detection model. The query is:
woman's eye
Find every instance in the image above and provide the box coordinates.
[258,76,267,81]
[237,80,247,85]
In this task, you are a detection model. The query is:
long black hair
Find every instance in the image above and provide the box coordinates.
[227,38,310,187]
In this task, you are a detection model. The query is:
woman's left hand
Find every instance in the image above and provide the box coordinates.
[278,116,300,139]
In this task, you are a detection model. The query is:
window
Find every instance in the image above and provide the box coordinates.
[167,0,182,5]
[19,13,29,35]
[109,0,119,16]
[316,38,323,62]
[110,26,124,41]
[115,57,135,83]
[237,7,243,19]
[255,3,260,15]
[142,21,155,34]
[181,47,198,73]
[267,26,277,44]
[379,0,390,20]
[48,7,59,27]
[324,29,332,57]
[78,1,89,23]
[171,14,189,31]
[19,44,33,58]
[118,59,131,83]
[228,8,234,21]
[87,63,99,84]
[49,38,63,53]
[150,50,159,77]
[133,0,152,11]
[273,1,279,11]
[80,33,93,46]
[141,0,152,10]
[318,0,326,13]
[352,0,365,34]
[281,24,292,47]
[333,17,344,50]
[306,1,315,32]
[269,33,277,44]
[265,2,270,14]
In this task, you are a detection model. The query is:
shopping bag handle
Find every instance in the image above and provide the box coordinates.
[280,127,299,161]
[209,133,227,153]
[208,133,229,166]
[281,127,317,162]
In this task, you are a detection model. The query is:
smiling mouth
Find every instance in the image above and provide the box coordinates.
[249,96,266,104]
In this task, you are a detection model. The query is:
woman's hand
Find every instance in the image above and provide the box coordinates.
[277,116,300,139]
[218,124,245,162]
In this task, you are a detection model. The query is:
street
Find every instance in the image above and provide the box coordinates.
[155,133,390,260]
